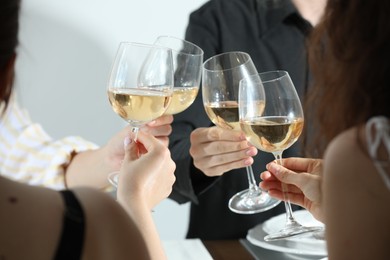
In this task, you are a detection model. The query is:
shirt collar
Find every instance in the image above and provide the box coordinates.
[257,0,311,35]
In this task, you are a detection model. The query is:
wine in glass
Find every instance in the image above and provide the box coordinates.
[154,35,203,115]
[239,70,323,240]
[107,42,174,187]
[202,51,281,214]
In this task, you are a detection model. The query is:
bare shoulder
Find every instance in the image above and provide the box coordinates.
[323,127,366,179]
[323,125,390,208]
[322,126,373,203]
[322,125,390,258]
[324,125,387,186]
[325,127,360,157]
[70,188,150,259]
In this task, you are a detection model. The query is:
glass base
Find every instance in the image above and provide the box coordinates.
[228,188,281,214]
[264,223,324,241]
[108,171,119,188]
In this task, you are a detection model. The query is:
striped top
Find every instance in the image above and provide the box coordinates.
[0,97,98,190]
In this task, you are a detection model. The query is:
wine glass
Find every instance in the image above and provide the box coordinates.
[239,70,323,240]
[202,51,281,214]
[106,42,174,187]
[154,35,203,115]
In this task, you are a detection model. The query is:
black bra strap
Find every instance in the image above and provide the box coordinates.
[54,190,86,260]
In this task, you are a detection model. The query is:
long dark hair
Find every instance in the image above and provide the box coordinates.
[0,0,20,109]
[306,0,390,155]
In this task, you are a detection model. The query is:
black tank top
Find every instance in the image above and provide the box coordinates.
[54,190,85,260]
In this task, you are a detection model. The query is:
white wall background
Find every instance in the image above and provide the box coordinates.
[15,0,208,240]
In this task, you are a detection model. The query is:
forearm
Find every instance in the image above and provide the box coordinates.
[117,198,167,260]
[65,148,112,189]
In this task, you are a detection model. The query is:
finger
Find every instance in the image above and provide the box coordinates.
[267,189,305,208]
[260,180,302,194]
[143,124,172,137]
[191,139,255,158]
[279,157,315,172]
[260,171,278,181]
[135,131,164,154]
[200,147,255,166]
[155,136,169,147]
[146,114,174,127]
[266,162,305,187]
[136,141,147,155]
[123,135,138,161]
[196,157,254,177]
[191,127,246,143]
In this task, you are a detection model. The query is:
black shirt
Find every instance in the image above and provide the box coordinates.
[168,0,312,239]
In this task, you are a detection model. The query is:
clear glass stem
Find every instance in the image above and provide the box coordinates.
[273,152,298,227]
[245,165,260,195]
[263,152,324,241]
[131,126,139,141]
[108,125,139,188]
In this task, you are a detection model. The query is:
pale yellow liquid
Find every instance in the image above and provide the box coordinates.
[204,101,241,130]
[240,116,304,153]
[164,86,199,115]
[108,88,171,125]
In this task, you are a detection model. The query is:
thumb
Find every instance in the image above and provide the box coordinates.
[266,162,298,185]
[133,131,159,154]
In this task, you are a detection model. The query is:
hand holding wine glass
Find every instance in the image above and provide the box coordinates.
[202,51,281,214]
[239,70,323,240]
[107,42,174,187]
[154,35,203,115]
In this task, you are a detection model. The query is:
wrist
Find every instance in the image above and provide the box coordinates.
[117,192,150,215]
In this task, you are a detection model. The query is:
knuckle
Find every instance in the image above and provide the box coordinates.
[278,169,289,181]
[192,159,203,170]
[214,142,226,154]
[189,147,196,157]
[220,155,230,164]
[166,125,172,135]
[170,173,176,185]
[208,127,222,140]
[238,140,249,150]
[204,167,223,177]
[190,130,200,142]
[165,115,174,124]
[189,145,202,158]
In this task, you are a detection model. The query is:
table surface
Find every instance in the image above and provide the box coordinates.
[202,240,253,259]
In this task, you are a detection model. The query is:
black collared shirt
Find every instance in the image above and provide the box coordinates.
[169,0,312,239]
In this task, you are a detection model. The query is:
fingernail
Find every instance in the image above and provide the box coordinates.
[246,148,255,156]
[124,136,132,147]
[267,162,279,173]
[244,158,252,165]
[263,172,271,179]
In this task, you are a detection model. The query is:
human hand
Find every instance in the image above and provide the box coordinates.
[102,115,173,173]
[189,126,257,177]
[140,114,173,147]
[117,131,176,210]
[260,157,324,222]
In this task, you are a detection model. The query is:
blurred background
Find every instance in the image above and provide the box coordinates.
[15,0,208,240]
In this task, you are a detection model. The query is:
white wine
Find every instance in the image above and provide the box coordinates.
[164,86,199,115]
[108,88,171,125]
[204,101,241,130]
[240,116,304,153]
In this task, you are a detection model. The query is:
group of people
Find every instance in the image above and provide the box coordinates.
[168,0,326,239]
[1,0,389,259]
